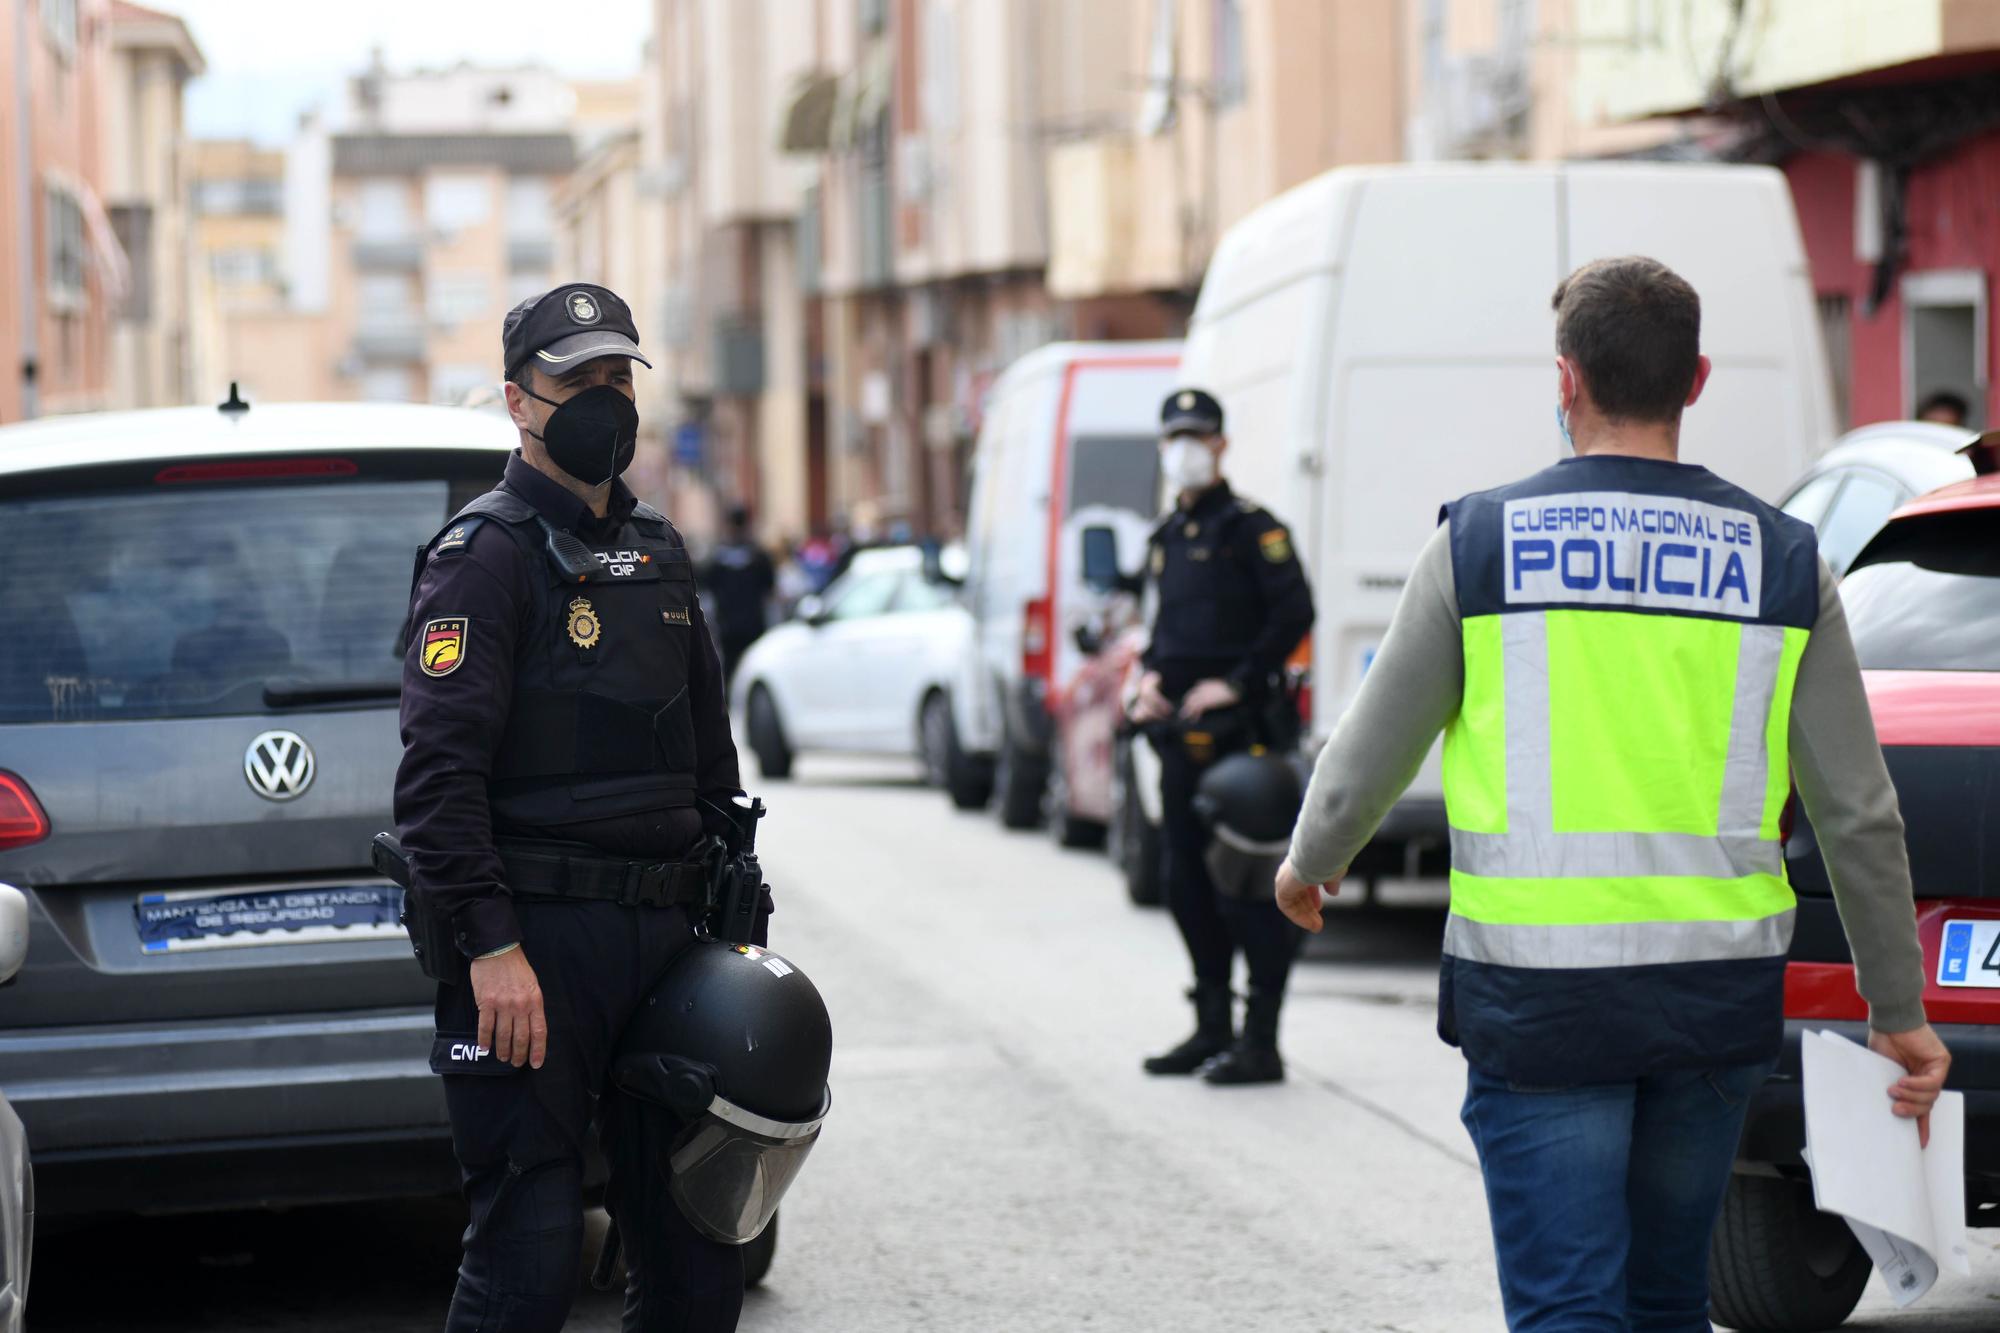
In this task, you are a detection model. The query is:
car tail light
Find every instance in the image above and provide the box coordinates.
[1287,635,1313,729]
[1023,598,1053,683]
[0,772,50,851]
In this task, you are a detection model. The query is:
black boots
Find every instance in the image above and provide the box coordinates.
[1200,989,1285,1085]
[1142,983,1234,1075]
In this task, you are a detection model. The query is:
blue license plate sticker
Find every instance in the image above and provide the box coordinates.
[135,885,406,954]
[1937,919,2000,989]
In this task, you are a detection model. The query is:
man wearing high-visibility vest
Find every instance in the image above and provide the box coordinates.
[1276,256,1951,1331]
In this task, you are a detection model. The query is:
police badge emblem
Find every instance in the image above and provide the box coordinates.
[567,597,602,649]
[567,291,601,325]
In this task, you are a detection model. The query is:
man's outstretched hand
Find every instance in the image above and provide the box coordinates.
[1276,858,1339,932]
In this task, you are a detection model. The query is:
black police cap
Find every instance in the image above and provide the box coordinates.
[503,283,654,380]
[1161,387,1224,437]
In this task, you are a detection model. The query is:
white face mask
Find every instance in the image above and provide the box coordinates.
[1161,438,1218,492]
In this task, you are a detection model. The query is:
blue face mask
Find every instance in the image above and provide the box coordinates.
[1556,403,1575,453]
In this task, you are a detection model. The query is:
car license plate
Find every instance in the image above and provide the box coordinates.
[135,885,406,954]
[1937,919,2000,988]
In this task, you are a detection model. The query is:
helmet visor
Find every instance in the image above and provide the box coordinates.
[667,1091,827,1244]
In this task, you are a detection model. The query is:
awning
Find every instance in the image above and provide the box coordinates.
[779,71,841,154]
[829,45,894,151]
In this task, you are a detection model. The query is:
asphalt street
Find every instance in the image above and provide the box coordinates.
[25,755,2000,1332]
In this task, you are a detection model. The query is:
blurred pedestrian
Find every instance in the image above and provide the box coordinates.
[1916,388,1971,427]
[700,504,776,688]
[1275,256,1949,1331]
[1126,387,1315,1085]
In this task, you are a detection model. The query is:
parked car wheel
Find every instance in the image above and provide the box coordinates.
[1707,1174,1870,1333]
[1045,761,1105,849]
[746,685,794,781]
[993,731,1047,831]
[922,692,992,810]
[1109,735,1162,906]
[742,1209,778,1289]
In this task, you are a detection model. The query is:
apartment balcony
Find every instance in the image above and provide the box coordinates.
[352,321,425,362]
[1046,136,1186,299]
[856,165,891,291]
[508,237,555,272]
[712,316,765,398]
[352,237,424,272]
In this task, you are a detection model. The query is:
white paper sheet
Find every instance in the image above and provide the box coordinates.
[1800,1029,1969,1308]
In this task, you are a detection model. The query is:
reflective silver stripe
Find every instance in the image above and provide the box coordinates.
[1450,828,1783,880]
[535,339,653,367]
[1718,624,1784,838]
[1501,612,1552,827]
[1443,908,1796,969]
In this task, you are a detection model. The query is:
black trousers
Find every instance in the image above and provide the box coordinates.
[1154,738,1303,1007]
[433,897,743,1333]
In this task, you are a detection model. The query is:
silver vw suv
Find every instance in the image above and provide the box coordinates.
[0,399,512,1218]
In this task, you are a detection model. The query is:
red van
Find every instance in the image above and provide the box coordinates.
[1711,478,2000,1331]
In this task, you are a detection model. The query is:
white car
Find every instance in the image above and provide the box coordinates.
[730,546,973,780]
[1777,419,1975,575]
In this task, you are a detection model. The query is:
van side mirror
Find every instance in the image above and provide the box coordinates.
[0,884,27,986]
[1081,526,1122,593]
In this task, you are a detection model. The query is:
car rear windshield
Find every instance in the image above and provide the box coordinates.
[0,468,492,722]
[1067,435,1161,516]
[1841,509,2000,672]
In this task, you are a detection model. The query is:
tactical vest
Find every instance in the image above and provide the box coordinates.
[1147,497,1270,668]
[1439,456,1822,1084]
[423,486,703,830]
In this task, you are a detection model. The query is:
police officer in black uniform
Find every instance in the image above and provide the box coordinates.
[1127,388,1315,1085]
[395,283,758,1332]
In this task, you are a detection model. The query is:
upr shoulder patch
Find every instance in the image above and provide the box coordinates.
[1259,528,1293,564]
[421,617,468,676]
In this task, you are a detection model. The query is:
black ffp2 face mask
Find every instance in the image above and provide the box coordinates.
[523,383,640,485]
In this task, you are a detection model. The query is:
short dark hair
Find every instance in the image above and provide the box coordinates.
[506,364,535,396]
[1551,257,1702,424]
[1916,388,1970,422]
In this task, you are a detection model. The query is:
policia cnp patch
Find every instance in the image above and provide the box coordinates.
[421,617,468,677]
[1259,528,1293,563]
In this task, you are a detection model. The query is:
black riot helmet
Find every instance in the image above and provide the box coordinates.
[612,939,832,1243]
[1193,750,1306,900]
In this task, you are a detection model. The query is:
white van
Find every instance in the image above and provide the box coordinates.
[1171,162,1835,886]
[947,341,1182,826]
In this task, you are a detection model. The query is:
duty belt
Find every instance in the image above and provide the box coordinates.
[496,837,710,909]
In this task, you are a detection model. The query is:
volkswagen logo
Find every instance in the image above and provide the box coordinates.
[244,730,316,802]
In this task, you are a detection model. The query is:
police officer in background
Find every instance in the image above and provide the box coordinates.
[1127,389,1315,1084]
[698,504,776,688]
[396,283,757,1332]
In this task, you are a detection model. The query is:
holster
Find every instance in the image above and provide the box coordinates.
[371,832,463,986]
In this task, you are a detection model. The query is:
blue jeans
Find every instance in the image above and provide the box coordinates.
[1459,1060,1775,1332]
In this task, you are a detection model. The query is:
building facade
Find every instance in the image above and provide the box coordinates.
[1569,0,2000,431]
[187,137,330,405]
[2,0,115,421]
[102,0,203,410]
[276,59,580,406]
[640,0,1420,546]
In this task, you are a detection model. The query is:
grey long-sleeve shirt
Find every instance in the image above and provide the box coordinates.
[1288,521,1929,1034]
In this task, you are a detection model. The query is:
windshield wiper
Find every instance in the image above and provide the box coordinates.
[263,678,401,707]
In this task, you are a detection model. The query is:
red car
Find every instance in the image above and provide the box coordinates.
[1711,478,2000,1331]
[1045,619,1144,851]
